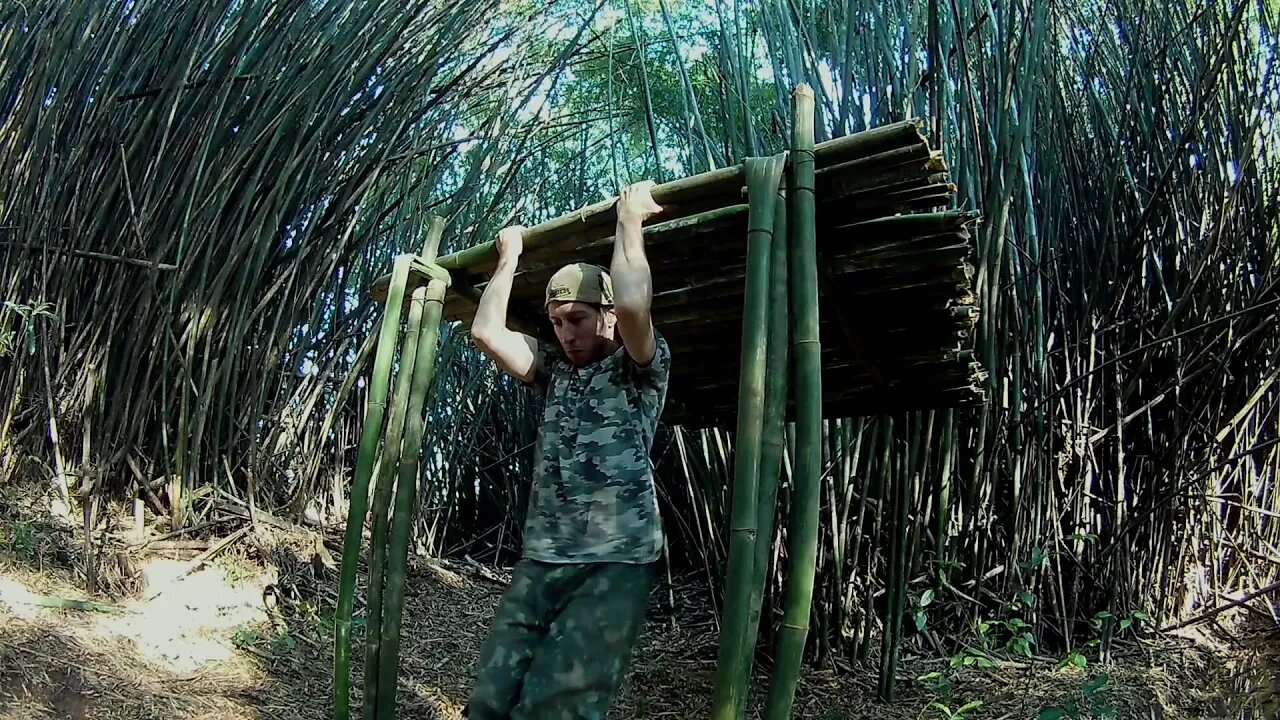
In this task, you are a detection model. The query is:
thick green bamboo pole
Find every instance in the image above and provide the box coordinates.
[765,83,821,720]
[742,176,791,699]
[362,218,446,719]
[376,218,448,719]
[710,151,787,720]
[334,255,412,720]
[362,281,426,719]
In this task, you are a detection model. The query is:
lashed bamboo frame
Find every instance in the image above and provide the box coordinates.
[367,116,984,426]
[338,83,983,719]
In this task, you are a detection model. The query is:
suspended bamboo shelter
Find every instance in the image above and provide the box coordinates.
[336,85,984,720]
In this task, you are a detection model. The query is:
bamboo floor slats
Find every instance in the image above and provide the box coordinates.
[373,120,986,426]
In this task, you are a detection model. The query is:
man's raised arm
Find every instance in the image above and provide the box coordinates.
[611,182,663,366]
[470,226,542,383]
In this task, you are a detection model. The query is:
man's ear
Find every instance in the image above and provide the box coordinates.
[601,306,620,335]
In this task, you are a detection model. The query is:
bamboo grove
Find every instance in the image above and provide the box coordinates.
[2,0,1279,713]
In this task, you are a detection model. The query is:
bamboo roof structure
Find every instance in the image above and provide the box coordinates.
[373,120,986,427]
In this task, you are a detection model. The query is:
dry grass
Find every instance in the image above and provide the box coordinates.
[0,487,1276,720]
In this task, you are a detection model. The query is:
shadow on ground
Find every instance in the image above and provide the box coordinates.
[227,543,494,720]
[0,616,265,720]
[0,482,471,720]
[1,483,1275,720]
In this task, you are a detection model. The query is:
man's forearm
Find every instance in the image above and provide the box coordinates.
[611,218,652,311]
[474,258,518,337]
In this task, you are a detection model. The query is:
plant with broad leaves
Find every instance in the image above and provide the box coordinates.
[914,588,938,632]
[917,670,953,699]
[1057,651,1089,670]
[1027,546,1049,573]
[950,648,997,670]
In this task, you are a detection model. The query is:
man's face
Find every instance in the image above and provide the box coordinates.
[547,301,615,366]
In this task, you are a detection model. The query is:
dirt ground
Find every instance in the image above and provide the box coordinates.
[0,487,1276,720]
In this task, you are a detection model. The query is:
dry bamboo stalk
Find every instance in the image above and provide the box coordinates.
[0,240,179,270]
[823,170,952,201]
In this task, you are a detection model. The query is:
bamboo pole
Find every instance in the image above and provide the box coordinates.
[710,152,787,720]
[361,218,447,719]
[375,217,449,719]
[878,426,908,701]
[361,280,426,718]
[334,255,412,720]
[743,174,791,694]
[765,83,822,720]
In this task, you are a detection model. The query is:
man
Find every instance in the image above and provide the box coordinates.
[466,181,672,719]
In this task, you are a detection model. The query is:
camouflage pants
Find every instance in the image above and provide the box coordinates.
[465,558,657,720]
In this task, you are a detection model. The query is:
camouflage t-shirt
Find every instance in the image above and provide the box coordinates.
[521,333,671,564]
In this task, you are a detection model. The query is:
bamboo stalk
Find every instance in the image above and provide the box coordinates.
[0,240,178,270]
[743,175,792,696]
[765,83,821,720]
[375,217,448,719]
[361,284,428,718]
[333,255,412,720]
[710,152,787,720]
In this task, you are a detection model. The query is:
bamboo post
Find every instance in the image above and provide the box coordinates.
[710,152,787,720]
[375,217,449,719]
[361,279,425,718]
[361,217,447,719]
[334,255,413,720]
[743,174,791,690]
[765,83,822,720]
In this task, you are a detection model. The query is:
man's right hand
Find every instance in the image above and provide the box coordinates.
[497,225,524,264]
[473,223,539,384]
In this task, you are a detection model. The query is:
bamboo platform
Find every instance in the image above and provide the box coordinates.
[373,120,986,427]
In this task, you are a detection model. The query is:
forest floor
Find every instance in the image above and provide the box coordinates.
[0,484,1276,720]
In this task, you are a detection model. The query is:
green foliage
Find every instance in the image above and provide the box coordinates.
[917,671,952,698]
[233,623,297,657]
[0,302,59,357]
[1039,673,1117,719]
[2,520,41,559]
[950,649,996,670]
[918,671,983,720]
[1057,652,1089,670]
[914,588,937,632]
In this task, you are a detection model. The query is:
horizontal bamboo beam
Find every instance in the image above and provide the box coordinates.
[422,121,929,278]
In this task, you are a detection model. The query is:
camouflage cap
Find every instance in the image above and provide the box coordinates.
[544,262,614,309]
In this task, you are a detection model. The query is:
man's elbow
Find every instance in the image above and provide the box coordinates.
[613,298,650,325]
[469,324,496,352]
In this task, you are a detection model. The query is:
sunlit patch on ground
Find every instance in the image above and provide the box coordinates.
[0,495,1274,720]
[87,557,274,673]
